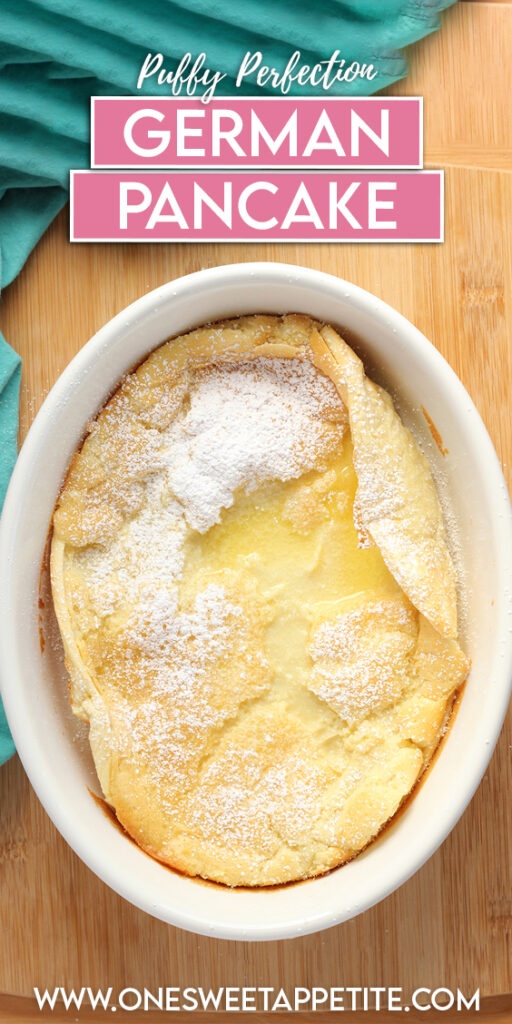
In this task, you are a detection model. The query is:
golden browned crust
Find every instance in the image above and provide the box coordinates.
[51,315,468,886]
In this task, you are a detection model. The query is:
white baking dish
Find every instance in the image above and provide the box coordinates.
[1,262,511,940]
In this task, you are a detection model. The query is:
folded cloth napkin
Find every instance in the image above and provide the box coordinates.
[0,0,456,762]
[0,0,456,287]
[0,329,21,762]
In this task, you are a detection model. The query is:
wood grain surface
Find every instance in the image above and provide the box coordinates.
[0,1,511,1017]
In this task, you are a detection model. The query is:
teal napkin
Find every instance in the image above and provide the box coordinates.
[0,0,457,288]
[0,0,456,763]
[0,331,21,763]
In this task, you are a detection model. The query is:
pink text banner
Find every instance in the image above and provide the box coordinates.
[70,171,442,243]
[91,97,422,169]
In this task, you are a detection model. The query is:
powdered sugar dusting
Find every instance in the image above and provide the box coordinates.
[163,358,344,532]
[309,599,417,720]
[57,333,465,884]
[74,356,343,627]
[68,354,349,844]
[112,581,271,798]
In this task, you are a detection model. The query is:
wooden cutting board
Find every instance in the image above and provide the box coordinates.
[1,3,511,1018]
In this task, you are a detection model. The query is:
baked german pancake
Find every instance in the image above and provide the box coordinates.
[50,314,468,886]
